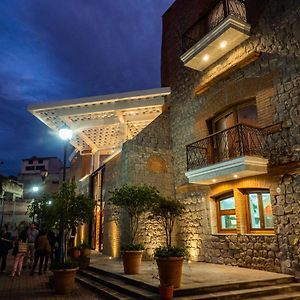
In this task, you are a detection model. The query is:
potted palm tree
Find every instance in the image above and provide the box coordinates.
[151,196,186,289]
[109,184,159,274]
[28,182,95,294]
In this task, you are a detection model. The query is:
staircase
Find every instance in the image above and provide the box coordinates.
[76,266,300,300]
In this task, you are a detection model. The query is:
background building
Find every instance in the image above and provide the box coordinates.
[0,176,25,230]
[18,156,63,200]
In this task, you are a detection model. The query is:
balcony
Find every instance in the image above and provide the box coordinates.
[185,124,269,185]
[180,0,251,71]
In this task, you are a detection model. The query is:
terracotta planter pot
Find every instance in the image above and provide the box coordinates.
[80,248,91,257]
[122,250,143,274]
[52,268,78,294]
[156,257,184,288]
[159,284,174,300]
[72,248,80,259]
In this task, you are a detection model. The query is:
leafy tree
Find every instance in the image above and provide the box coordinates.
[151,197,185,247]
[29,182,95,264]
[109,185,159,245]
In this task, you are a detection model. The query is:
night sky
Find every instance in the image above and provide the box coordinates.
[0,0,174,176]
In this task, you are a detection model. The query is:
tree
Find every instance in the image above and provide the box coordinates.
[29,182,95,264]
[109,185,159,246]
[151,197,185,247]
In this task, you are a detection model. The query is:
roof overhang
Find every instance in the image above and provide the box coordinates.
[28,87,171,155]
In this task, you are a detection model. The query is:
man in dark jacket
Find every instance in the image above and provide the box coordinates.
[0,224,12,273]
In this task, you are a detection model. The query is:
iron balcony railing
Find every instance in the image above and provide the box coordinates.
[186,123,268,171]
[182,0,247,53]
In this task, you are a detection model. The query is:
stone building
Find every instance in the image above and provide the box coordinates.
[29,0,300,275]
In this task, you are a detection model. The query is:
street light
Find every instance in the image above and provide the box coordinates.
[58,127,73,262]
[58,127,73,182]
[32,186,39,192]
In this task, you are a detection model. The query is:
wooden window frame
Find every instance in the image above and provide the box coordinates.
[244,189,274,234]
[216,193,236,233]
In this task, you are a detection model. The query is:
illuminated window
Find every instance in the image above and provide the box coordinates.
[246,191,273,231]
[216,194,236,232]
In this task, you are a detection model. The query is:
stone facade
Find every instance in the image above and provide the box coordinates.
[100,0,300,275]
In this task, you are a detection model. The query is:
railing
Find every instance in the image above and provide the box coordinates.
[186,123,267,171]
[182,0,247,53]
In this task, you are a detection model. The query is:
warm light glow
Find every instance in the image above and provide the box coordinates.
[58,127,73,140]
[188,260,192,264]
[32,186,39,192]
[234,174,238,178]
[203,54,209,61]
[109,256,112,260]
[220,40,227,48]
[212,179,216,183]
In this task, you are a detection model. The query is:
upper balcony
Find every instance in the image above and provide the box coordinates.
[180,0,251,71]
[185,123,269,185]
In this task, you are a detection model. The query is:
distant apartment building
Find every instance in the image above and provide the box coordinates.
[0,176,25,228]
[18,156,63,201]
[29,0,300,276]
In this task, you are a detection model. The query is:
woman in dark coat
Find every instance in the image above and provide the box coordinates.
[0,224,12,273]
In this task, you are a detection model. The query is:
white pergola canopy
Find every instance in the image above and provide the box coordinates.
[28,87,170,155]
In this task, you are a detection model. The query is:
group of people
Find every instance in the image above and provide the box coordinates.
[0,222,58,277]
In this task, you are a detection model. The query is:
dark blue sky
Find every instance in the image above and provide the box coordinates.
[0,0,174,176]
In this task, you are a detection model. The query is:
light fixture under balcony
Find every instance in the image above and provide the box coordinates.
[181,15,251,71]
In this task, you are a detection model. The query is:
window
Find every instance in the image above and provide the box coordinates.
[38,159,43,164]
[246,190,274,232]
[25,166,35,171]
[217,194,236,232]
[35,165,45,170]
[28,160,33,165]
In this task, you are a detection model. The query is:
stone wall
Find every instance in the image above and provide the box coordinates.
[160,0,300,274]
[102,111,175,257]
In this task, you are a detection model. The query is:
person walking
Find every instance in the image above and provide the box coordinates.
[10,230,27,277]
[26,223,39,268]
[30,230,51,275]
[0,224,12,273]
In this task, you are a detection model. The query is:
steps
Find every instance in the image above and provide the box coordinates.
[76,266,159,300]
[76,266,300,300]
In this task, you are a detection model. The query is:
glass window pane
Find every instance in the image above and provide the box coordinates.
[262,193,274,229]
[249,193,261,229]
[221,215,236,229]
[220,196,235,210]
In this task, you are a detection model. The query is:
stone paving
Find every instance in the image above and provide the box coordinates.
[90,252,294,290]
[0,254,103,300]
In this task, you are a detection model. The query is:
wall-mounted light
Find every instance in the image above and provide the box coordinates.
[220,41,227,48]
[202,54,209,61]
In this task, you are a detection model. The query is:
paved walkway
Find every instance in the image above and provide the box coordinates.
[90,253,293,290]
[0,255,103,300]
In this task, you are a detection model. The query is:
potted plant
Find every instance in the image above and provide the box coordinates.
[79,241,91,257]
[151,196,186,289]
[71,246,81,259]
[109,184,159,274]
[29,182,95,294]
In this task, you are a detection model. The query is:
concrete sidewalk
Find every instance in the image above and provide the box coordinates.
[0,254,103,300]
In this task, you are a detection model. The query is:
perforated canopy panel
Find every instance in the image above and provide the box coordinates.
[28,87,170,155]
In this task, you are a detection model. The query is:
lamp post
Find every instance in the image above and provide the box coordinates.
[58,127,73,263]
[59,127,73,182]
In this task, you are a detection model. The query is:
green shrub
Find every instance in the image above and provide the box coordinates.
[121,243,145,251]
[154,246,187,258]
